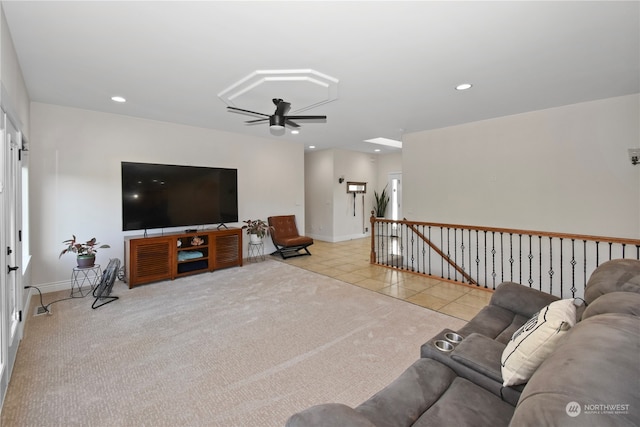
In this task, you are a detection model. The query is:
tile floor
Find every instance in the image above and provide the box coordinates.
[272,237,493,321]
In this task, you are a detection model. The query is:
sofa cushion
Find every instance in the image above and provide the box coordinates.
[286,403,376,427]
[490,281,560,318]
[584,259,640,304]
[413,377,514,427]
[501,299,576,386]
[510,313,640,427]
[456,282,560,345]
[456,305,524,344]
[493,313,531,344]
[581,291,640,320]
[355,358,456,427]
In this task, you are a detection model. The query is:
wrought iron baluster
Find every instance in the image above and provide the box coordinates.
[548,236,554,296]
[421,225,426,274]
[538,235,543,291]
[475,230,480,286]
[500,231,504,284]
[460,229,466,283]
[428,226,432,275]
[583,240,587,295]
[454,228,458,282]
[447,227,451,280]
[491,231,496,289]
[559,237,563,298]
[410,224,415,271]
[484,231,488,288]
[519,234,523,284]
[570,239,577,298]
[509,233,514,282]
[440,228,444,278]
[402,223,407,270]
[608,242,613,260]
[469,229,473,284]
[528,235,533,288]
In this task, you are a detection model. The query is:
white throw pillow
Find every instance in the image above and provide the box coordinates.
[501,299,577,386]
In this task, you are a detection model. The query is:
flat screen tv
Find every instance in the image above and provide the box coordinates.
[121,162,238,231]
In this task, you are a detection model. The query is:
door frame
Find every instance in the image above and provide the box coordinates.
[0,109,24,407]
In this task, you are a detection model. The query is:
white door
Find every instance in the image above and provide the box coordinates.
[1,112,23,402]
[0,110,6,403]
[389,173,402,221]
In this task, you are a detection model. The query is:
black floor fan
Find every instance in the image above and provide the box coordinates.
[92,258,120,309]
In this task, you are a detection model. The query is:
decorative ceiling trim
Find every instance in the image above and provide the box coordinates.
[218,69,339,114]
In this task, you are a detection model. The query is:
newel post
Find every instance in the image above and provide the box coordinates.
[370,210,377,263]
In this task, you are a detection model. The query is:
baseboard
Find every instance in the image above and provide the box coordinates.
[307,232,370,243]
[29,280,76,294]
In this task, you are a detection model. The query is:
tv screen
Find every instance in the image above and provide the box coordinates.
[121,162,238,231]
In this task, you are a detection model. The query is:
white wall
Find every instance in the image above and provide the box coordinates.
[305,149,380,242]
[305,149,334,239]
[376,152,402,194]
[333,149,377,240]
[403,94,640,238]
[30,103,305,288]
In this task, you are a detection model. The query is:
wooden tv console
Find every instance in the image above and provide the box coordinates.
[124,228,243,288]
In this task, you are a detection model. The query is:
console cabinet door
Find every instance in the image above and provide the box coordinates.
[214,230,243,269]
[127,237,174,287]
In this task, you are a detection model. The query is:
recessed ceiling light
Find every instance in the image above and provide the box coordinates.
[374,149,381,152]
[364,137,402,148]
[291,130,300,135]
[309,145,315,149]
[455,83,472,91]
[111,96,126,103]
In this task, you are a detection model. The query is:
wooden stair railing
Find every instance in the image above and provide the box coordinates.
[370,213,640,298]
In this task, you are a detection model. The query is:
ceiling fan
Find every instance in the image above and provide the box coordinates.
[227,98,327,130]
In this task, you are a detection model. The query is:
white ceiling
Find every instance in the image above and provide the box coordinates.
[3,1,639,153]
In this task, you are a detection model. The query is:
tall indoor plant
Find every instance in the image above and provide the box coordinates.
[373,185,390,218]
[60,235,110,268]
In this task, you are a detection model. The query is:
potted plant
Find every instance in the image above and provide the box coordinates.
[60,235,110,268]
[242,219,272,244]
[373,185,390,218]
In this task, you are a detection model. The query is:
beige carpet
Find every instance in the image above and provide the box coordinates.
[2,260,465,427]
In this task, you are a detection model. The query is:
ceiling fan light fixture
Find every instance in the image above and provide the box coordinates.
[269,115,285,130]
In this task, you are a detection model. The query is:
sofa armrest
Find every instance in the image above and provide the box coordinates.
[491,282,559,318]
[286,403,377,427]
[451,333,504,383]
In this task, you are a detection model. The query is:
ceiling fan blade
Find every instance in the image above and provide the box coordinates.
[285,115,327,120]
[245,118,269,124]
[274,101,291,116]
[285,119,300,128]
[227,106,270,117]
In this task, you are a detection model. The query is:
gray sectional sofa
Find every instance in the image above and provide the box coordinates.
[286,259,640,427]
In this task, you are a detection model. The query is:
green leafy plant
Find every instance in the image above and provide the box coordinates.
[242,219,273,238]
[373,185,390,217]
[59,235,110,258]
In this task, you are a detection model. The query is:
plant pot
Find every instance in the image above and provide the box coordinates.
[250,234,263,244]
[77,254,96,268]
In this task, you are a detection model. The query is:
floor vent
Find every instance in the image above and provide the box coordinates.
[33,306,50,316]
